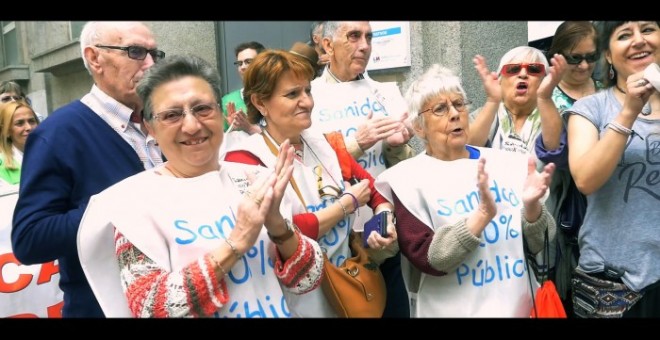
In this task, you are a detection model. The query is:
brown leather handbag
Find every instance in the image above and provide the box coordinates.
[321,231,386,318]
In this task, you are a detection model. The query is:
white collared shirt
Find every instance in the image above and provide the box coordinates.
[81,85,162,169]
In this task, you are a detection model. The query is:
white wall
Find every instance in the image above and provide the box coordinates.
[528,21,563,42]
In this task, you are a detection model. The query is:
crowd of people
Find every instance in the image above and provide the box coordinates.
[2,20,659,318]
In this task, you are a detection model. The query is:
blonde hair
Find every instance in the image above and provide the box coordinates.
[0,101,37,169]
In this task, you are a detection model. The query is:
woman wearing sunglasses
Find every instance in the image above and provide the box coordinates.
[374,64,556,317]
[469,46,567,162]
[532,21,602,317]
[564,21,660,318]
[224,49,398,317]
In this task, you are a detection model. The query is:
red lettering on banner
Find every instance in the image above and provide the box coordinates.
[37,261,59,284]
[8,313,37,318]
[6,301,63,318]
[0,253,32,293]
[47,301,63,318]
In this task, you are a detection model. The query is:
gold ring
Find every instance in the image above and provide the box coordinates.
[254,197,263,205]
[638,79,648,87]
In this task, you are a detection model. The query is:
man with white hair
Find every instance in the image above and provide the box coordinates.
[12,21,164,317]
[311,20,413,318]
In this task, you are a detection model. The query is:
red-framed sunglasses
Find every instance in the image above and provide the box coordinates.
[500,63,546,77]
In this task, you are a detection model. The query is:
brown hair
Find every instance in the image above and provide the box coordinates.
[242,49,315,124]
[547,21,598,60]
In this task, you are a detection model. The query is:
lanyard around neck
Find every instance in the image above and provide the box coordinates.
[261,131,308,210]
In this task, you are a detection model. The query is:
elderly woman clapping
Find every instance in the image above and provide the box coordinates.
[374,64,556,317]
[77,54,324,318]
[469,46,568,159]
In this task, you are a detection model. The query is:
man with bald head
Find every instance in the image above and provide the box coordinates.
[12,21,164,317]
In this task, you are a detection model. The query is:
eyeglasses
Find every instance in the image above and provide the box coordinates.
[1,95,24,103]
[152,102,218,126]
[233,59,253,67]
[563,52,598,65]
[500,63,546,77]
[419,98,471,117]
[95,45,165,62]
[345,30,373,44]
[13,117,38,127]
[315,166,342,199]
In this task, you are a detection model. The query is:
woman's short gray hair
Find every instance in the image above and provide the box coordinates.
[404,64,468,138]
[496,46,549,77]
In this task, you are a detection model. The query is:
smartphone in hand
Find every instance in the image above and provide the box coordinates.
[362,211,389,247]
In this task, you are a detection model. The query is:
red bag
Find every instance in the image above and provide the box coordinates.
[530,280,567,318]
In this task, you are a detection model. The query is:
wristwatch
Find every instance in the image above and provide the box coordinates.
[267,218,298,245]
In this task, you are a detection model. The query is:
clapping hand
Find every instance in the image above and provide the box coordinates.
[263,139,295,229]
[522,157,555,206]
[385,111,412,147]
[538,54,567,100]
[475,158,497,221]
[231,165,279,253]
[473,55,501,104]
[356,111,408,151]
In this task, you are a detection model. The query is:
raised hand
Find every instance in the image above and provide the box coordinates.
[465,158,497,236]
[355,111,406,151]
[230,168,278,254]
[522,157,555,206]
[263,139,295,230]
[538,54,567,100]
[476,158,497,220]
[385,111,412,146]
[623,71,657,116]
[226,101,237,127]
[473,55,502,104]
[232,108,261,134]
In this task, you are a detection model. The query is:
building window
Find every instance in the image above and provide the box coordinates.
[2,21,18,66]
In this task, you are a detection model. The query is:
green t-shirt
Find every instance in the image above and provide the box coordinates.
[0,153,20,185]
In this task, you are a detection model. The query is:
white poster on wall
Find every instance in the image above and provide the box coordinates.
[367,21,411,71]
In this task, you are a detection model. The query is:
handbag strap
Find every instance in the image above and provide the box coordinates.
[261,132,308,209]
[523,227,549,317]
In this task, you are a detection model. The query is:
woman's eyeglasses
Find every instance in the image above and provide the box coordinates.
[315,166,342,199]
[500,63,546,77]
[419,99,471,117]
[563,52,598,65]
[95,45,165,62]
[152,102,218,126]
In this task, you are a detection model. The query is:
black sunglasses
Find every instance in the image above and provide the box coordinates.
[95,45,165,62]
[563,52,598,65]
